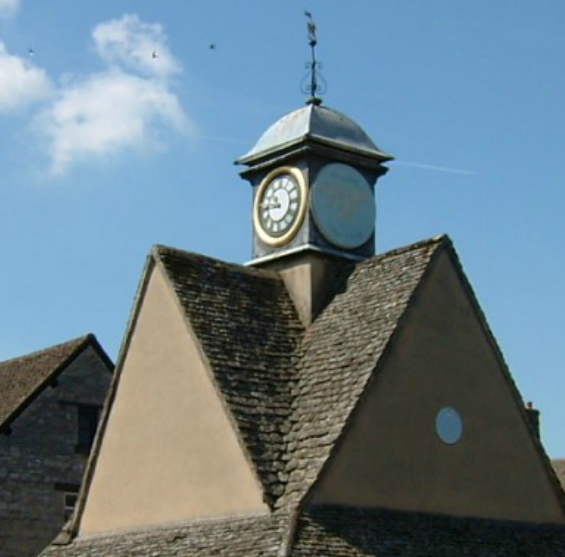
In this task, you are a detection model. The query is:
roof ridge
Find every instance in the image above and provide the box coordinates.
[372,234,449,263]
[151,244,279,280]
[0,334,92,368]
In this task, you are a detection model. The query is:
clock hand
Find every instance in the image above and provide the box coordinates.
[260,201,281,209]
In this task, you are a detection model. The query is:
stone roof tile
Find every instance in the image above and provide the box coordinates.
[43,512,288,557]
[155,246,304,505]
[293,505,565,557]
[44,505,565,557]
[280,236,443,505]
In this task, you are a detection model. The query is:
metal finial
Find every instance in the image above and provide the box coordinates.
[301,11,326,104]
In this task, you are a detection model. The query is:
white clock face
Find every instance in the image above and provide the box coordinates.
[310,163,375,249]
[260,175,300,235]
[254,167,307,246]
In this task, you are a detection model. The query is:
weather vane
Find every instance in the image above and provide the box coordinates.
[301,11,327,104]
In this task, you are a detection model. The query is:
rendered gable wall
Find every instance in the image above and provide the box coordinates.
[311,249,565,524]
[79,263,268,535]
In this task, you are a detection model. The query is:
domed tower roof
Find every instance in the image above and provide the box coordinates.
[237,103,392,165]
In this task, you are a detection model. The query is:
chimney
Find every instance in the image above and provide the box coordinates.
[525,401,541,440]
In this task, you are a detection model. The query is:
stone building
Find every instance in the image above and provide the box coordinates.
[41,101,565,556]
[0,334,113,557]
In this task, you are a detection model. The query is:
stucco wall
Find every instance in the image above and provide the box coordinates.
[310,250,565,524]
[0,346,112,557]
[79,263,268,535]
[259,251,344,326]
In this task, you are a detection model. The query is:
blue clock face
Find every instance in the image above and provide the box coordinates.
[310,163,375,249]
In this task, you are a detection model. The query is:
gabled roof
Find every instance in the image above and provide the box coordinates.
[154,238,441,507]
[74,236,439,516]
[42,236,565,554]
[0,334,113,431]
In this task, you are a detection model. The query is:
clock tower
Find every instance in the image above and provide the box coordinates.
[236,101,392,324]
[237,101,392,264]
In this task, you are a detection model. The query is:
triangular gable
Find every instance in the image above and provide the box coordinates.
[156,245,304,505]
[279,237,443,507]
[308,242,565,523]
[76,252,270,536]
[0,335,112,432]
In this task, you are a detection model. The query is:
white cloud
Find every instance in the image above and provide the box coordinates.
[93,14,180,79]
[0,42,52,111]
[32,14,190,176]
[38,70,189,176]
[0,0,20,19]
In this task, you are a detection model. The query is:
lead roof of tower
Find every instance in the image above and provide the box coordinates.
[237,104,392,165]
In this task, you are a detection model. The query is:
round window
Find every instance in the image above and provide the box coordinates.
[435,407,463,445]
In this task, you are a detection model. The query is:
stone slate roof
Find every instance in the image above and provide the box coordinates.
[0,334,110,431]
[44,512,288,557]
[155,246,305,505]
[280,238,440,507]
[555,460,565,490]
[293,505,565,557]
[43,505,565,557]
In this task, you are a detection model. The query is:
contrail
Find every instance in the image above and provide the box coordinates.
[393,160,475,176]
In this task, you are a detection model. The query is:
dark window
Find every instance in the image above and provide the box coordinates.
[64,492,78,521]
[76,405,99,454]
[54,483,80,522]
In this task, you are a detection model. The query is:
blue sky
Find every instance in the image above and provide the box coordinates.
[0,0,564,457]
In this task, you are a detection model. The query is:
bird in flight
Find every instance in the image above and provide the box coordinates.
[28,48,34,57]
[209,43,216,50]
[152,50,158,59]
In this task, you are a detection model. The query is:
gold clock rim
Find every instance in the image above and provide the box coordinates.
[253,166,308,247]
